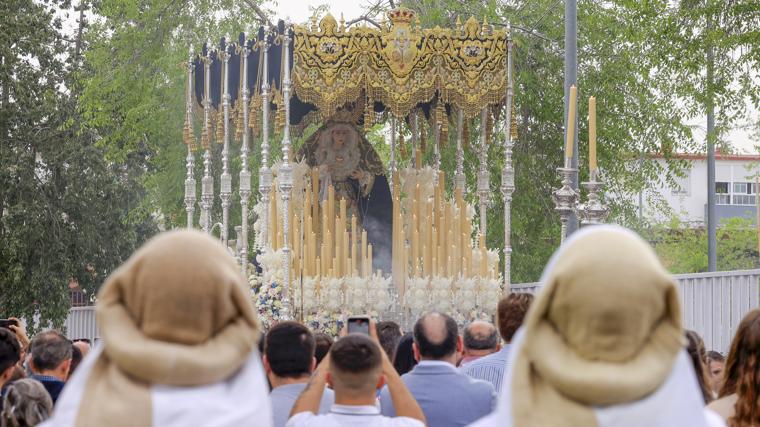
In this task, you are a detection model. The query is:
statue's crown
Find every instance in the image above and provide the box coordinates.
[388,7,415,24]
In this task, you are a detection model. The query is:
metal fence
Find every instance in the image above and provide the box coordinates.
[509,270,760,353]
[65,270,760,353]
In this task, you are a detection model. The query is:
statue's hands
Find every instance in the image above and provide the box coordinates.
[350,169,364,180]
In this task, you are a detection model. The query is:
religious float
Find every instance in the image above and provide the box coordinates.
[180,8,608,331]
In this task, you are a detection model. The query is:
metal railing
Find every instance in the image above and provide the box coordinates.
[509,269,760,353]
[65,270,760,353]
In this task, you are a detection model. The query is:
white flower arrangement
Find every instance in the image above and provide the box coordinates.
[370,274,392,313]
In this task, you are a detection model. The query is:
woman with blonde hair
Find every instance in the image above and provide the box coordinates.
[708,308,760,426]
[1,379,53,427]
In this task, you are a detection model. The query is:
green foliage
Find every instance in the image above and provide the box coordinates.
[644,217,760,273]
[0,0,157,328]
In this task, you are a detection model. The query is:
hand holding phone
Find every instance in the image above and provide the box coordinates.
[0,319,18,329]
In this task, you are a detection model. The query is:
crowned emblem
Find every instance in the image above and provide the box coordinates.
[382,7,420,77]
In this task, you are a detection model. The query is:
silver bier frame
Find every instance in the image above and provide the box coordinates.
[184,46,196,230]
[278,24,294,320]
[501,28,515,289]
[239,33,252,277]
[200,41,214,234]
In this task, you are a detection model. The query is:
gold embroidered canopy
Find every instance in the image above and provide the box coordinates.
[292,8,509,121]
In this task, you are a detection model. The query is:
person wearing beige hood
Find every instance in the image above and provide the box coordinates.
[40,230,272,427]
[469,225,724,427]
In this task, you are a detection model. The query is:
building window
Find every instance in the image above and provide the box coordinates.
[716,182,730,205]
[733,182,756,205]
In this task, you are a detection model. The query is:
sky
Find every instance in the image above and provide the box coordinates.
[267,0,366,26]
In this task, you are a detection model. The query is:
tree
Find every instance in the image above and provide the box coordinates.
[0,0,156,328]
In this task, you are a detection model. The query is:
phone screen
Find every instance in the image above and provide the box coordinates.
[347,317,370,335]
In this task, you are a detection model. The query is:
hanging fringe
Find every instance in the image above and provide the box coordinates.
[183,117,197,152]
[486,109,493,145]
[249,93,262,137]
[215,109,224,144]
[364,96,374,132]
[234,101,244,141]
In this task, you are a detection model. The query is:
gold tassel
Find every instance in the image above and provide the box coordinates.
[419,111,427,149]
[364,98,374,132]
[249,94,262,137]
[215,110,224,144]
[235,101,244,142]
[273,89,284,136]
[486,110,493,145]
[183,117,197,151]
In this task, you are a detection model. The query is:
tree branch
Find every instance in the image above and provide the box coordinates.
[242,0,273,28]
[346,16,382,29]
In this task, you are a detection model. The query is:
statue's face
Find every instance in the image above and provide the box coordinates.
[331,128,350,150]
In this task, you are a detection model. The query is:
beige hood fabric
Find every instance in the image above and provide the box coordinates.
[67,230,260,427]
[510,226,684,427]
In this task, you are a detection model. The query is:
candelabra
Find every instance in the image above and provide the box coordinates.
[579,170,610,225]
[553,165,610,242]
[278,24,293,320]
[553,164,580,243]
[239,33,252,276]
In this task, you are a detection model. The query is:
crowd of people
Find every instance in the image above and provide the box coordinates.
[1,226,759,427]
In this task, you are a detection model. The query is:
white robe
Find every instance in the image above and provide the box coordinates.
[468,328,726,427]
[41,345,272,427]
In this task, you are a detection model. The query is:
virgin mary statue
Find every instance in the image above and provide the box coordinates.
[297,117,393,273]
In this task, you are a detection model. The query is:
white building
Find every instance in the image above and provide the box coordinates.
[642,154,760,225]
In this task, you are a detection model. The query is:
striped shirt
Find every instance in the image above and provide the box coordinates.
[460,345,511,393]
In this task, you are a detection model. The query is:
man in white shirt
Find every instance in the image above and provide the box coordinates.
[265,321,335,427]
[286,325,426,427]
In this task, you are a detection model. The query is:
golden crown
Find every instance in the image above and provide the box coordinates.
[388,7,415,24]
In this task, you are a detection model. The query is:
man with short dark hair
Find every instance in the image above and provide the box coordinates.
[313,333,333,365]
[0,328,21,399]
[379,312,495,427]
[288,331,425,427]
[29,330,72,404]
[377,321,402,360]
[264,321,335,427]
[460,321,499,366]
[706,350,725,397]
[462,293,534,392]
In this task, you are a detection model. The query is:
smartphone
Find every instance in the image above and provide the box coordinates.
[347,316,370,335]
[0,319,18,329]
